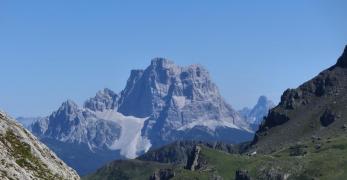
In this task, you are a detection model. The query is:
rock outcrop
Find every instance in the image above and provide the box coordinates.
[320,109,337,127]
[186,145,202,171]
[150,169,175,180]
[235,170,251,180]
[0,111,79,180]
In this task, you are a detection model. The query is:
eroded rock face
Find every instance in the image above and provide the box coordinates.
[186,145,202,171]
[0,111,79,180]
[117,58,250,146]
[280,89,302,109]
[259,111,290,131]
[84,88,119,112]
[33,100,121,150]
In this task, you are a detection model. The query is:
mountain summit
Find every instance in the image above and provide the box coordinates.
[29,58,252,175]
[118,58,251,146]
[239,96,275,130]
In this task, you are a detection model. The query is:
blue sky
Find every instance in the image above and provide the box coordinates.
[0,1,346,117]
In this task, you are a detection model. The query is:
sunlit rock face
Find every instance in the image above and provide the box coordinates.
[118,58,252,147]
[0,111,80,180]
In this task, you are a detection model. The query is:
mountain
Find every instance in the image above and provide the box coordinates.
[239,96,275,131]
[84,88,119,112]
[29,58,253,175]
[251,45,347,153]
[117,59,252,146]
[30,99,150,175]
[0,111,79,180]
[84,46,347,180]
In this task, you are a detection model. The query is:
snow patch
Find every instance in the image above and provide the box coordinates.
[172,96,186,109]
[94,110,151,159]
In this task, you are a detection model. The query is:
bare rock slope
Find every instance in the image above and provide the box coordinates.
[0,111,79,180]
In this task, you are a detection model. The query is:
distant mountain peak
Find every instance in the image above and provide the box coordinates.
[97,88,115,96]
[59,100,79,113]
[336,45,347,68]
[150,57,174,67]
[84,88,118,111]
[62,99,78,107]
[257,96,269,104]
[239,96,275,129]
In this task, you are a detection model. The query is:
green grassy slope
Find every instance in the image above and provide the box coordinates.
[194,135,347,179]
[83,134,347,180]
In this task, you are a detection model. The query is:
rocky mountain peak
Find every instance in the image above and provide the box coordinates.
[97,88,116,97]
[335,45,347,68]
[257,96,270,105]
[118,59,181,117]
[254,96,275,111]
[118,58,227,117]
[239,96,275,128]
[84,88,118,111]
[59,100,79,114]
[150,58,175,68]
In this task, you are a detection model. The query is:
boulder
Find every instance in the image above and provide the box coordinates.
[235,170,251,180]
[320,109,337,127]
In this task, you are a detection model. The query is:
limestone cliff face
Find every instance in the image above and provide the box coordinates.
[0,111,79,180]
[84,88,119,112]
[33,100,121,150]
[118,58,251,146]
